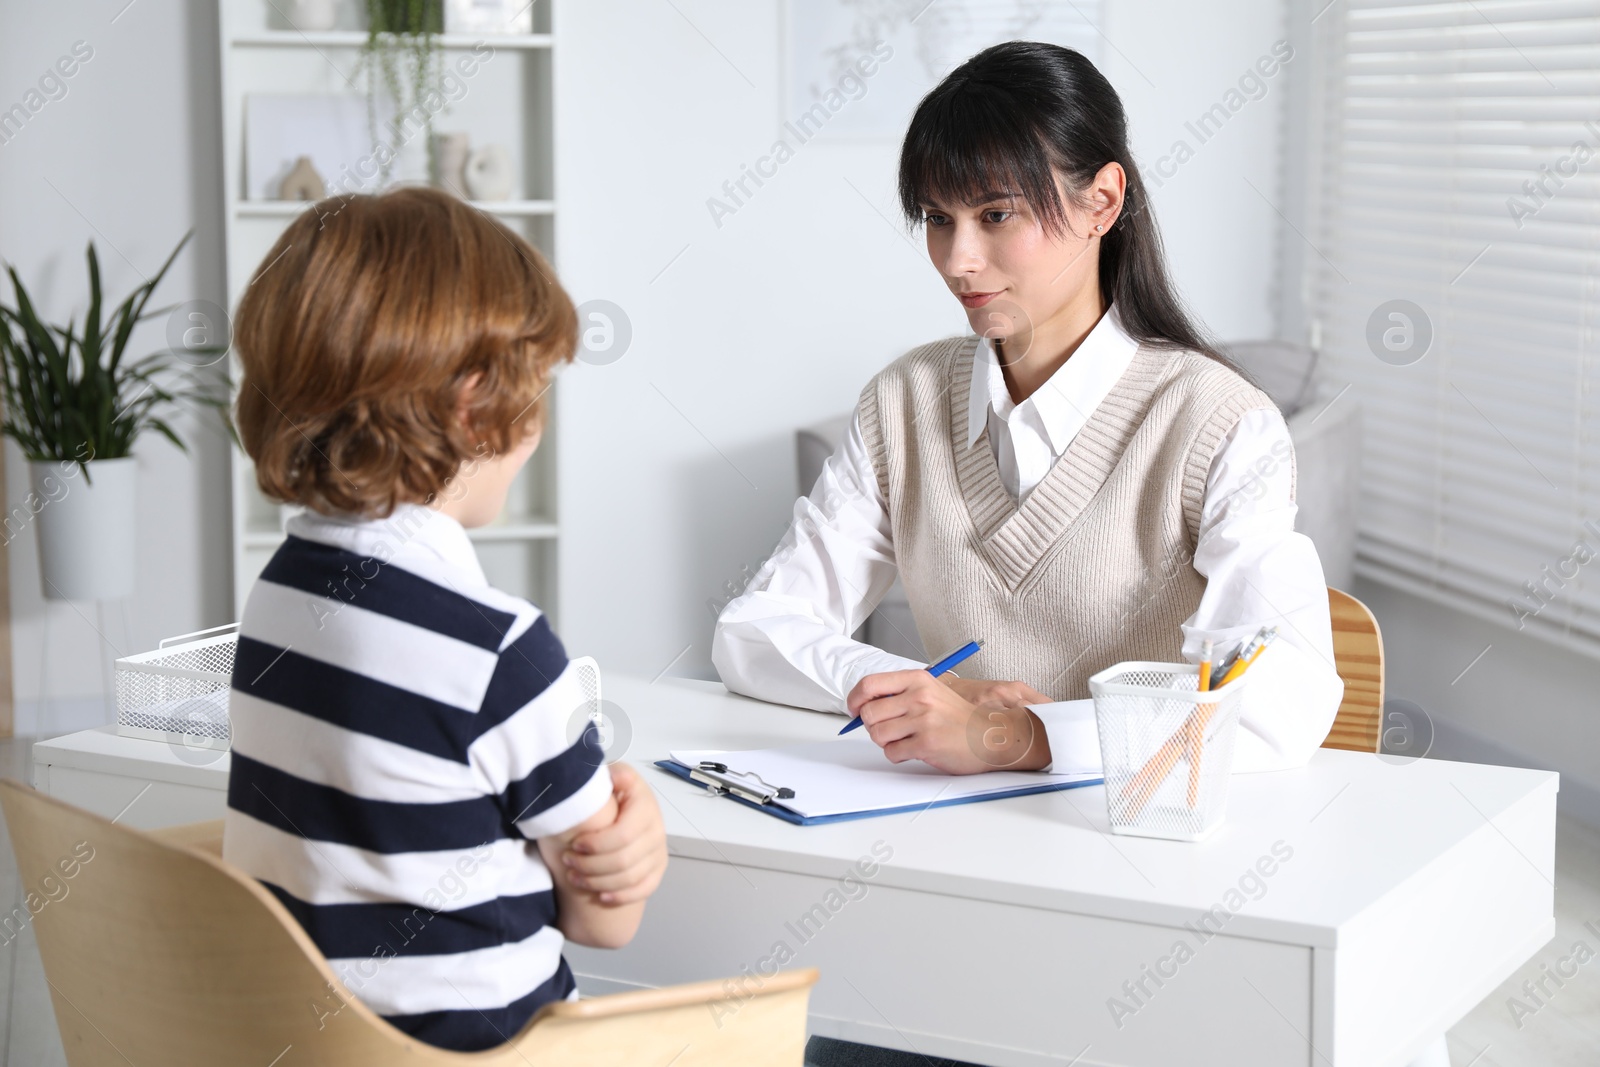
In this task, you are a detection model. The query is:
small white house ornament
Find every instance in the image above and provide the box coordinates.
[279,156,326,201]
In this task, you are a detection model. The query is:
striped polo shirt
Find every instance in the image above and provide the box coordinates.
[222,503,612,1052]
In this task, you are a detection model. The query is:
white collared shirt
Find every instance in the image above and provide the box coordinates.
[711,306,1344,774]
[969,307,1141,502]
[284,502,492,592]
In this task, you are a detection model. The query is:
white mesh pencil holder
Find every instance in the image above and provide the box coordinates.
[1089,661,1251,842]
[565,656,624,760]
[114,624,239,744]
[570,655,601,728]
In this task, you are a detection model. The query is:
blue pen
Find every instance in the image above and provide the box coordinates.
[839,639,985,735]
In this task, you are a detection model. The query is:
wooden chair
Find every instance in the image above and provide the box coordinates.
[0,780,816,1066]
[1322,587,1384,753]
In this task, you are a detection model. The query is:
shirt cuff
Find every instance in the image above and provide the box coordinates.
[834,650,931,713]
[1229,641,1345,773]
[1026,699,1103,775]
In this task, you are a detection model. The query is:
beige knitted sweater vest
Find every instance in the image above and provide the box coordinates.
[858,336,1285,701]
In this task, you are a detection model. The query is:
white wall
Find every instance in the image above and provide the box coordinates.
[551,0,1292,684]
[0,0,230,733]
[1353,579,1600,827]
[1103,0,1292,343]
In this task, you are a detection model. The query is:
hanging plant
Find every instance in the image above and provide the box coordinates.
[361,0,445,183]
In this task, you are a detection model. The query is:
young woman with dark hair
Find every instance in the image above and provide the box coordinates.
[715,39,1343,790]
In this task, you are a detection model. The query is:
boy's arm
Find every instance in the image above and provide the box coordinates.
[536,789,646,949]
[534,762,666,949]
[483,650,664,947]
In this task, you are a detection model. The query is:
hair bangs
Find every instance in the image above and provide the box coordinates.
[897,82,1069,235]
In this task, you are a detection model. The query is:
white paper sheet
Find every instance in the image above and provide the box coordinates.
[670,731,1099,819]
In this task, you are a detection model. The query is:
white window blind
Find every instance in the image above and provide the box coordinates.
[1308,0,1600,658]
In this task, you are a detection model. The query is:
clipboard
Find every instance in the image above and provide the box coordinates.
[653,732,1103,826]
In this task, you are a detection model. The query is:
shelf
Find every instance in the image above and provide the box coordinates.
[223,1,561,619]
[467,520,559,542]
[230,31,552,50]
[236,199,554,218]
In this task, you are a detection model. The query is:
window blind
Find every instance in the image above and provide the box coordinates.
[1308,0,1600,658]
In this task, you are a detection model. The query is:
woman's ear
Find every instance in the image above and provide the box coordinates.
[1091,160,1127,232]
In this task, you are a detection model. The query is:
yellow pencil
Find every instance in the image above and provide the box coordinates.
[1186,639,1214,807]
[1119,628,1279,821]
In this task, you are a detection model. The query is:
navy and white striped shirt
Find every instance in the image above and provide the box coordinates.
[222,503,611,1052]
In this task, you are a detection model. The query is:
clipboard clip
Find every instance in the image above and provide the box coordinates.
[690,761,796,805]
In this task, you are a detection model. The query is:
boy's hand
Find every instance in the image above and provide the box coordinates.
[562,762,667,905]
[848,670,1051,775]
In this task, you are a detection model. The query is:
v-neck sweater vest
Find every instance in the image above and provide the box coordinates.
[858,335,1285,701]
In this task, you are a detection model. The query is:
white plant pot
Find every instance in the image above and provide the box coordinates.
[288,0,340,31]
[30,457,137,601]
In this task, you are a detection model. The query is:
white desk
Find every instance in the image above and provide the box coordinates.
[31,726,229,829]
[564,676,1557,1067]
[26,678,1556,1067]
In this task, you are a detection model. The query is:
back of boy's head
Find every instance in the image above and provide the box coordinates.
[233,186,577,518]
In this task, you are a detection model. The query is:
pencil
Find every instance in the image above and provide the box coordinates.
[1115,628,1278,822]
[1186,640,1214,807]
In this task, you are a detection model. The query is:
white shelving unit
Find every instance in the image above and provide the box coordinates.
[230,30,553,48]
[218,0,563,621]
[233,198,554,217]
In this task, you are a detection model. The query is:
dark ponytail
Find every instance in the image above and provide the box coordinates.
[898,40,1230,366]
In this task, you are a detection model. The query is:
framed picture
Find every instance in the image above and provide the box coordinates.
[780,0,1105,142]
[444,0,534,34]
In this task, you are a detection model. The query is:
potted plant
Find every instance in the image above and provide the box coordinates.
[0,234,232,600]
[362,0,445,182]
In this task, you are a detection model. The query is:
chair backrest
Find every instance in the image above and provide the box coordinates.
[0,780,814,1066]
[1323,587,1384,753]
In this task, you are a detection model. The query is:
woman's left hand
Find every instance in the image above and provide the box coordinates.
[939,675,1052,710]
[847,670,1052,774]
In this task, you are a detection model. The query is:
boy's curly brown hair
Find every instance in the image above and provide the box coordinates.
[233,187,576,518]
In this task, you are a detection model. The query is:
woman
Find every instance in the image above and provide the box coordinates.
[714,40,1343,785]
[711,38,1422,1066]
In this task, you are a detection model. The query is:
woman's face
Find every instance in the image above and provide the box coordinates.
[919,163,1124,356]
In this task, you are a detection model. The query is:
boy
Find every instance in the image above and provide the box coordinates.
[222,187,667,1051]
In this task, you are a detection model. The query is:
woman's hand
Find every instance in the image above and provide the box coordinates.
[939,675,1052,710]
[562,762,668,905]
[847,670,1052,774]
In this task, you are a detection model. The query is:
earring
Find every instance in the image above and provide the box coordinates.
[1095,223,1104,232]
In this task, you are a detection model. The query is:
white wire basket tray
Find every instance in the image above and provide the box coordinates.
[113,623,239,745]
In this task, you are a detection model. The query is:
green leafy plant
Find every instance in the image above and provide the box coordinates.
[362,0,445,182]
[0,233,234,484]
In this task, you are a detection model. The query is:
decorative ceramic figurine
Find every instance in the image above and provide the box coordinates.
[279,156,327,201]
[445,0,533,34]
[433,132,471,194]
[464,143,513,201]
[288,0,339,31]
